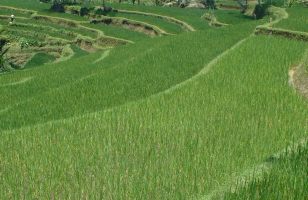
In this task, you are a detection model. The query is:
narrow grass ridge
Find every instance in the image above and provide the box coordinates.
[255,27,308,41]
[116,9,195,31]
[254,6,307,41]
[90,16,170,36]
[201,138,308,200]
[157,35,251,96]
[202,13,229,27]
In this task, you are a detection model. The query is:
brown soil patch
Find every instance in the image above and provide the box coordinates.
[218,4,241,10]
[290,64,308,99]
[75,38,97,52]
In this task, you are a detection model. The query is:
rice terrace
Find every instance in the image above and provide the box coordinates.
[0,0,307,199]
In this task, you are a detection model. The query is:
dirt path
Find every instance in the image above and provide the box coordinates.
[289,54,308,99]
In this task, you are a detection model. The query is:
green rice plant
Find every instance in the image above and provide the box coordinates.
[276,5,308,32]
[222,143,308,200]
[0,22,260,131]
[0,0,49,11]
[115,9,195,31]
[0,8,33,18]
[7,23,78,41]
[90,16,168,36]
[83,22,150,41]
[110,3,211,30]
[70,44,89,57]
[24,52,56,68]
[0,1,307,199]
[3,0,204,31]
[106,11,184,34]
[0,36,307,199]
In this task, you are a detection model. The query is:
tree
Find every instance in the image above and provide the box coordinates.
[206,0,216,10]
[237,0,248,13]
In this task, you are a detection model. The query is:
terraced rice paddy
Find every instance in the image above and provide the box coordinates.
[0,0,307,199]
[276,5,308,32]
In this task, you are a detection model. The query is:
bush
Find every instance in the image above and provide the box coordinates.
[80,7,90,16]
[51,3,65,13]
[40,0,51,3]
[253,4,267,19]
[94,6,113,16]
[65,5,81,15]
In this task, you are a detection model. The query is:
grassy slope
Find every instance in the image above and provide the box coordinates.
[0,0,150,41]
[0,36,307,199]
[109,3,210,30]
[0,1,307,199]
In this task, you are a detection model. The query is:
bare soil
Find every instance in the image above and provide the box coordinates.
[290,64,308,99]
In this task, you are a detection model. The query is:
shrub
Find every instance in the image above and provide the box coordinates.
[65,5,81,15]
[206,0,216,9]
[253,4,268,19]
[51,3,65,13]
[94,6,113,16]
[80,7,90,16]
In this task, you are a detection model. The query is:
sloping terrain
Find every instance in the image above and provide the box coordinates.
[0,1,307,199]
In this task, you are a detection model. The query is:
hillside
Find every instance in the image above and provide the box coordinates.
[0,0,307,199]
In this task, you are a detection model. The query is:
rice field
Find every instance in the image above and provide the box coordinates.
[0,0,307,199]
[276,5,308,32]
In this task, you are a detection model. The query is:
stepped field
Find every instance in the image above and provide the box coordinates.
[0,0,307,199]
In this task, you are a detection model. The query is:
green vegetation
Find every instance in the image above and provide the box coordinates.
[106,11,184,34]
[0,23,261,130]
[0,0,307,199]
[70,44,89,57]
[0,35,307,199]
[276,5,308,33]
[83,22,150,41]
[24,52,56,68]
[223,142,308,200]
